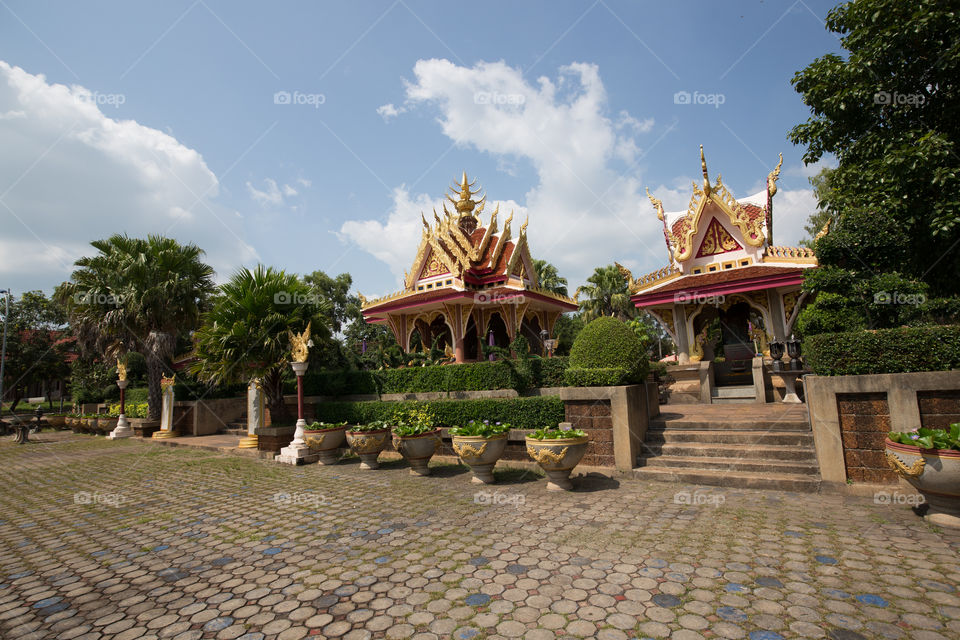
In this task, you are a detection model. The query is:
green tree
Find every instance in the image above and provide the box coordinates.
[799,167,837,248]
[1,291,70,414]
[190,266,329,423]
[575,265,636,322]
[788,0,960,295]
[532,259,568,297]
[57,235,215,420]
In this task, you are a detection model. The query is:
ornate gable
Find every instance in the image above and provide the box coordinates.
[695,217,742,258]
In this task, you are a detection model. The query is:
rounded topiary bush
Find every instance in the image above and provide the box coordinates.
[565,317,649,386]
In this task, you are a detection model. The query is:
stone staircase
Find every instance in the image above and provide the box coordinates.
[710,384,756,404]
[219,412,247,436]
[634,403,821,492]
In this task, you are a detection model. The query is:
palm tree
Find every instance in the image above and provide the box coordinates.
[532,259,568,297]
[59,235,215,420]
[575,264,636,322]
[190,266,329,423]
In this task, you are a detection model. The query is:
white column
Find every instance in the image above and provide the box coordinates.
[107,379,133,439]
[239,378,262,448]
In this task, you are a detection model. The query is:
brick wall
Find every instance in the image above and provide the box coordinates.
[564,399,614,467]
[837,392,896,483]
[918,390,960,430]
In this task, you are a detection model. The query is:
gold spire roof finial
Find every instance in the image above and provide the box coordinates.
[767,153,783,197]
[700,145,711,196]
[446,172,484,234]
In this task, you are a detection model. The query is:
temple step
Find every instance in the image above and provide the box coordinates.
[645,429,814,447]
[631,465,820,493]
[711,384,756,404]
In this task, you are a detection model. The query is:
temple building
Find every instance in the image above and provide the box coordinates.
[624,146,819,388]
[361,174,577,363]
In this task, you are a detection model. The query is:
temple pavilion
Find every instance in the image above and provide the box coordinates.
[625,146,819,382]
[361,174,577,363]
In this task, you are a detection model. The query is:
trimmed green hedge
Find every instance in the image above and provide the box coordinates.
[564,367,632,387]
[805,325,960,376]
[566,317,649,386]
[303,357,571,396]
[314,396,565,429]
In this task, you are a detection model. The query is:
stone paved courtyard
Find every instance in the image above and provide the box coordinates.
[1,433,959,640]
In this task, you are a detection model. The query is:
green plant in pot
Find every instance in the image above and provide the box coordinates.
[304,421,347,465]
[526,426,590,491]
[886,424,960,528]
[450,420,511,484]
[345,421,391,470]
[391,406,441,476]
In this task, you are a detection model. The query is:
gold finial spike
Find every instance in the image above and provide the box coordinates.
[815,217,832,240]
[520,214,529,235]
[434,209,443,226]
[700,145,711,196]
[288,321,312,363]
[421,212,430,230]
[646,187,664,221]
[767,153,783,197]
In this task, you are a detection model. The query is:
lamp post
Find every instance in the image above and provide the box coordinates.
[276,323,318,465]
[0,289,9,418]
[107,358,133,439]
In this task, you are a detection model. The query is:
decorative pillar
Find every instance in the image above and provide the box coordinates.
[107,359,133,440]
[239,378,263,449]
[152,376,176,438]
[276,323,318,465]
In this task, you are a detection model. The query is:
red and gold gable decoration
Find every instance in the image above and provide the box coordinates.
[418,252,450,279]
[696,217,742,258]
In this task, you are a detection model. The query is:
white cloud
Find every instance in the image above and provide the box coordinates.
[768,188,818,247]
[343,59,665,290]
[246,177,300,207]
[376,103,403,121]
[0,61,257,290]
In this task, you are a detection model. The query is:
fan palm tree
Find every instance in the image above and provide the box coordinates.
[532,259,569,297]
[575,264,636,322]
[59,235,215,420]
[190,266,329,423]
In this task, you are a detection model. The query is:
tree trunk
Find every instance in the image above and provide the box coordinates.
[263,368,291,425]
[146,353,163,421]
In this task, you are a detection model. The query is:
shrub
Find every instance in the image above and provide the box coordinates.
[564,367,632,387]
[805,325,960,376]
[315,396,564,430]
[566,317,648,386]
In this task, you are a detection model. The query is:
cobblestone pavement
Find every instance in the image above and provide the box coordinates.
[1,432,959,640]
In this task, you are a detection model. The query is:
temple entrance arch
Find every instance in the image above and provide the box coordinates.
[520,314,544,355]
[464,315,479,361]
[485,312,510,355]
[409,312,453,353]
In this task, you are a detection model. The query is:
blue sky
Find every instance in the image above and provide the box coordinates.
[0,0,841,298]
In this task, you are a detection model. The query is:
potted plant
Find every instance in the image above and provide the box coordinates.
[304,421,347,465]
[526,427,590,491]
[450,420,511,484]
[886,424,960,528]
[345,421,391,470]
[391,406,441,476]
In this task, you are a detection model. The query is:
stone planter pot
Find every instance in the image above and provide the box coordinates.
[885,438,960,528]
[129,419,161,439]
[452,434,508,484]
[47,415,66,429]
[99,417,119,434]
[393,429,442,476]
[304,426,347,465]
[82,417,95,433]
[525,435,591,491]
[345,428,390,470]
